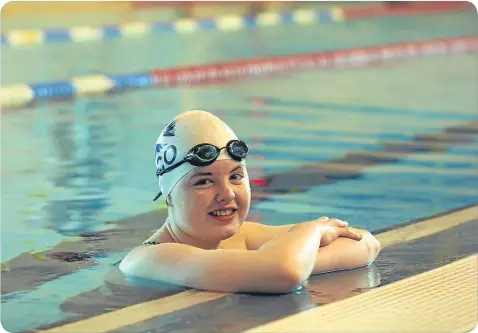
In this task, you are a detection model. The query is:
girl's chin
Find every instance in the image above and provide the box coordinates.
[217,222,242,240]
[220,229,237,240]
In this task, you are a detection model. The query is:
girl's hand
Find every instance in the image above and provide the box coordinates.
[312,216,362,246]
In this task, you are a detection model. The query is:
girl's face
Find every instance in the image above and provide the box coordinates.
[169,159,251,244]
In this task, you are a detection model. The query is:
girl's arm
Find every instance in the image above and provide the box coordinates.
[312,228,381,274]
[119,222,322,294]
[241,222,381,274]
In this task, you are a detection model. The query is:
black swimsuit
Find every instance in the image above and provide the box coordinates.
[141,241,161,246]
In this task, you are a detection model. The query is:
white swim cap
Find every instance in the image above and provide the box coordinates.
[153,110,246,201]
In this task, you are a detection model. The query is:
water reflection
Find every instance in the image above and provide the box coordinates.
[57,265,189,319]
[43,100,114,236]
[307,264,381,304]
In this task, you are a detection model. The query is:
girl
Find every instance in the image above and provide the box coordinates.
[119,110,381,293]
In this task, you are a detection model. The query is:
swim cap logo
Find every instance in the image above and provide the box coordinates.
[155,143,167,165]
[162,120,177,137]
[155,143,178,175]
[155,119,178,174]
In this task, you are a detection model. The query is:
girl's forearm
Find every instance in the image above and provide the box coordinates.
[259,222,322,281]
[312,231,381,274]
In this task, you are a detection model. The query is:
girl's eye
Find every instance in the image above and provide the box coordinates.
[195,179,212,186]
[231,173,244,181]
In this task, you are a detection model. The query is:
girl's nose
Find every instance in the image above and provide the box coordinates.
[216,183,235,203]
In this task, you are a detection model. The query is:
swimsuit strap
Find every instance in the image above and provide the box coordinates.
[140,218,170,246]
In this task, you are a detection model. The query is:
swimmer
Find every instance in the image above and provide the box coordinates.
[119,110,381,294]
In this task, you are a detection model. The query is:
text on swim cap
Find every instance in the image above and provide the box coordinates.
[155,144,178,168]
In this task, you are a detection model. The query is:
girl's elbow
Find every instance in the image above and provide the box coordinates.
[118,250,147,278]
[118,256,135,277]
[276,261,310,292]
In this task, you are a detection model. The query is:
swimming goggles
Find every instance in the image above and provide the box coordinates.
[153,139,249,201]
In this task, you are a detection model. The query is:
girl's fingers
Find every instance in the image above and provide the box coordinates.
[338,219,348,227]
[327,218,348,227]
[339,228,362,240]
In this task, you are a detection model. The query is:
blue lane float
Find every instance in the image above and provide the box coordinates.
[1,36,477,109]
[0,7,344,47]
[2,2,474,47]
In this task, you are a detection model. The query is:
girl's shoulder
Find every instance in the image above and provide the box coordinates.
[221,221,266,250]
[219,228,248,250]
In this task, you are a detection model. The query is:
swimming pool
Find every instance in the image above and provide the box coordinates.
[1,9,477,333]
